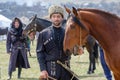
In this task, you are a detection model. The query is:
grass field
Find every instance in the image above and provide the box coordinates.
[0,40,108,80]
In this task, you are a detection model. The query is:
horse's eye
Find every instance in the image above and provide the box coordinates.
[70,25,75,29]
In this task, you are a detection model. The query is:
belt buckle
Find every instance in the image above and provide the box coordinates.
[17,47,21,49]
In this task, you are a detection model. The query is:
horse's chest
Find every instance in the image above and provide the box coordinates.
[105,51,120,73]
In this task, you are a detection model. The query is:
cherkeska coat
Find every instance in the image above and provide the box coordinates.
[6,27,30,72]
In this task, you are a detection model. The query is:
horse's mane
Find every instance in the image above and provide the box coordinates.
[37,18,51,24]
[37,18,67,28]
[37,18,52,28]
[77,8,120,20]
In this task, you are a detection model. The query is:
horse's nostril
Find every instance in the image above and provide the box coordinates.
[65,49,72,56]
[73,53,78,56]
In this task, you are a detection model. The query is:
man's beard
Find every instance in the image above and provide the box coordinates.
[53,22,61,26]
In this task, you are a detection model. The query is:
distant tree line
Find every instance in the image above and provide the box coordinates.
[0,2,48,19]
[0,1,120,19]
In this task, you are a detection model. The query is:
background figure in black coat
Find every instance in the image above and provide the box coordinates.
[6,17,30,80]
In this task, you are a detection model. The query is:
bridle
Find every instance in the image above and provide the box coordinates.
[68,13,85,54]
[79,25,82,47]
[73,26,83,55]
[26,20,37,35]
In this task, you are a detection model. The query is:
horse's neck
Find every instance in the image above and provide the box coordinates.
[36,19,66,32]
[81,11,120,51]
[36,18,52,32]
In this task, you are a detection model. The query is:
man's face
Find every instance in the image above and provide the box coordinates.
[50,13,63,27]
[14,21,20,28]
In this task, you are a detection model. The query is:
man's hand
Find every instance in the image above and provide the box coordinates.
[40,70,48,79]
[7,52,11,55]
[7,49,11,55]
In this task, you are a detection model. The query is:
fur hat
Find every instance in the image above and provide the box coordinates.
[48,5,64,18]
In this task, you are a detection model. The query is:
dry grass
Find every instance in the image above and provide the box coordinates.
[0,40,107,80]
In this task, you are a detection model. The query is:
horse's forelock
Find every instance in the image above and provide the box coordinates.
[24,17,37,32]
[66,13,86,30]
[72,15,86,29]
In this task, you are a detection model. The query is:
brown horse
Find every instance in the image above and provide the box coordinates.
[64,7,120,79]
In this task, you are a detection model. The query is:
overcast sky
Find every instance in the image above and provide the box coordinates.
[0,0,40,6]
[0,0,119,6]
[0,0,101,6]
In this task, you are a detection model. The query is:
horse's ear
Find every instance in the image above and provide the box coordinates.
[34,14,37,18]
[32,14,37,21]
[72,7,78,17]
[64,5,71,14]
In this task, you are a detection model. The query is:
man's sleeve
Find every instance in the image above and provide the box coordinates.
[36,32,46,71]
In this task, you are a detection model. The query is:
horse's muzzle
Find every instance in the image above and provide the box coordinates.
[64,49,72,56]
[73,45,84,55]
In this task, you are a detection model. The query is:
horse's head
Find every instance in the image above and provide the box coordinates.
[64,7,89,56]
[23,15,52,41]
[23,15,38,41]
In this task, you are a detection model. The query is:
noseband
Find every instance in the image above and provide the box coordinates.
[73,45,83,55]
[27,22,37,35]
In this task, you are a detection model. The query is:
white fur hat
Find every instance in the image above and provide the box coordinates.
[48,5,64,17]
